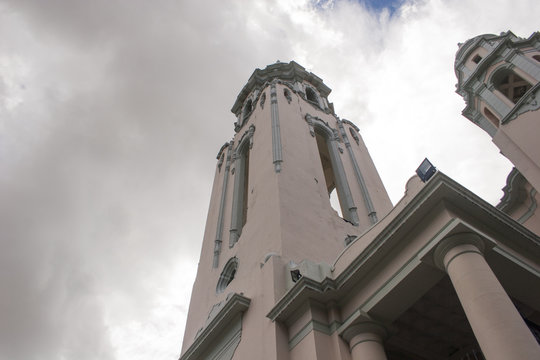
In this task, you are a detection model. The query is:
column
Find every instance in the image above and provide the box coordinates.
[342,322,387,360]
[434,233,540,360]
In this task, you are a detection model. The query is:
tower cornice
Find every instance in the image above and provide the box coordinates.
[231,61,332,116]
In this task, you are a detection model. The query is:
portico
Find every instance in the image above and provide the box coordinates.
[268,172,540,360]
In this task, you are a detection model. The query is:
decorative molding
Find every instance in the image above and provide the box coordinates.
[235,98,255,133]
[236,124,256,151]
[518,188,538,224]
[213,142,233,268]
[216,142,229,161]
[288,319,341,350]
[304,114,334,138]
[271,84,283,172]
[180,293,250,360]
[342,119,360,132]
[338,311,389,344]
[344,235,358,246]
[231,61,332,117]
[216,257,239,293]
[433,233,486,271]
[337,120,378,224]
[497,168,526,212]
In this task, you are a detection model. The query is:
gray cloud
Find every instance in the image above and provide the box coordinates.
[0,0,537,359]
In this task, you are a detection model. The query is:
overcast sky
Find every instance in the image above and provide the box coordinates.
[0,0,538,359]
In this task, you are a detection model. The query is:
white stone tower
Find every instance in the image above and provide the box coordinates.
[179,61,392,360]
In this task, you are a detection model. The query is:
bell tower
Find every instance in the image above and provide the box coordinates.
[455,31,540,191]
[180,61,392,360]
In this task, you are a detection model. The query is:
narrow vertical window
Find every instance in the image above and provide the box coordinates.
[315,130,346,220]
[230,125,255,247]
[241,148,250,227]
[305,114,359,225]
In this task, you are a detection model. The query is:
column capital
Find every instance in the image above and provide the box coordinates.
[340,315,388,343]
[433,232,485,271]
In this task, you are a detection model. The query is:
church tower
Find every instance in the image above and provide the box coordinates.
[180,61,392,360]
[454,31,540,191]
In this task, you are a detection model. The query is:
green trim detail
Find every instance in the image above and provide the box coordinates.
[288,319,341,350]
[350,338,382,352]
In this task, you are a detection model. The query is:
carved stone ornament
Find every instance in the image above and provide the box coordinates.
[237,124,256,151]
[248,124,255,149]
[305,113,338,139]
[305,114,315,137]
[349,127,360,145]
[284,88,292,104]
[217,154,224,172]
[260,92,266,109]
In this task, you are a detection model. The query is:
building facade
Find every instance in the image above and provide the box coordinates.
[180,33,540,360]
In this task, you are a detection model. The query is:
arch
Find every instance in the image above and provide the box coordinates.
[216,257,238,293]
[492,68,532,104]
[305,114,359,225]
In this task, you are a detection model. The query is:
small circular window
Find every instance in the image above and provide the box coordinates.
[216,257,238,293]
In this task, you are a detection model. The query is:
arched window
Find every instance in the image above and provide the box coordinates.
[493,69,532,104]
[306,87,318,105]
[230,125,255,247]
[216,257,238,293]
[314,128,355,223]
[305,114,359,225]
[315,130,337,197]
